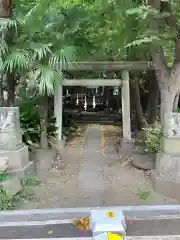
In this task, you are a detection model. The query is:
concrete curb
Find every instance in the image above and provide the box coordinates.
[3,237,180,240]
[0,219,72,227]
[0,214,180,227]
[0,205,180,222]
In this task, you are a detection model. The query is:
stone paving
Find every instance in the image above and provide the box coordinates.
[21,124,179,209]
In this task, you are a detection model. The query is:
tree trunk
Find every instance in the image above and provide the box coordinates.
[147,70,159,123]
[39,94,48,149]
[130,77,148,130]
[6,72,16,106]
[0,0,12,17]
[173,92,179,112]
[160,88,174,134]
[0,74,4,106]
[0,0,14,107]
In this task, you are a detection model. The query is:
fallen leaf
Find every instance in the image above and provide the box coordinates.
[48,230,53,235]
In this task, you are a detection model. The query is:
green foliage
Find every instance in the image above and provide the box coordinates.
[0,175,37,210]
[20,98,57,148]
[20,98,40,148]
[19,94,76,148]
[142,124,162,154]
[62,112,76,136]
[0,0,86,98]
[0,173,9,182]
[0,186,14,210]
[137,189,151,200]
[125,1,176,65]
[13,176,38,205]
[21,175,38,186]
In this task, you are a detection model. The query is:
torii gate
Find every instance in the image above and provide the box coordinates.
[54,61,153,151]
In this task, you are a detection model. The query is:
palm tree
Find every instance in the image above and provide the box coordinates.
[0,0,85,148]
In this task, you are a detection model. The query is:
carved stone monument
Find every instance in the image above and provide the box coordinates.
[152,113,180,199]
[0,107,34,177]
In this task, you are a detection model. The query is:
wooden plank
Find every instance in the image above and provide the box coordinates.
[62,61,153,71]
[62,79,122,86]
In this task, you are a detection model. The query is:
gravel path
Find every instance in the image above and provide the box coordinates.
[21,124,179,209]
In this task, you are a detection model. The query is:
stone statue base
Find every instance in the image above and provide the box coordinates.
[1,176,22,198]
[160,135,180,155]
[8,161,34,178]
[0,132,22,150]
[152,151,180,200]
[0,144,34,177]
[152,170,180,200]
[0,107,34,196]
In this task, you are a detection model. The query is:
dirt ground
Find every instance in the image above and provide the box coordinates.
[21,124,179,209]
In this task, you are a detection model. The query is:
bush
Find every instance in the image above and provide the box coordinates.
[142,124,162,154]
[62,111,76,136]
[20,98,57,149]
[20,98,40,148]
[20,99,76,149]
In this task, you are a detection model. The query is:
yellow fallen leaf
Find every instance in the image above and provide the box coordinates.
[107,211,115,218]
[108,232,123,240]
[48,230,53,235]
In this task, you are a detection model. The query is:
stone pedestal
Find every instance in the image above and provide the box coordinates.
[160,135,180,155]
[1,176,22,198]
[34,148,56,177]
[56,138,66,155]
[132,147,155,170]
[152,135,180,199]
[0,107,34,178]
[117,138,135,156]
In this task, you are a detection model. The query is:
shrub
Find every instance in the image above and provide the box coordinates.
[62,111,76,137]
[19,98,57,149]
[142,124,162,154]
[20,98,40,148]
[20,99,76,149]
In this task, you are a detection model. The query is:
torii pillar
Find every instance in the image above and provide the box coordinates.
[54,84,65,154]
[119,69,134,153]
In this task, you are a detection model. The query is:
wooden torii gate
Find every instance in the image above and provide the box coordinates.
[54,61,153,150]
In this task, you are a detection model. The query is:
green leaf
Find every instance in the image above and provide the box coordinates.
[30,65,63,95]
[0,39,8,56]
[30,42,52,60]
[49,46,77,70]
[0,18,17,31]
[23,3,41,24]
[4,50,32,73]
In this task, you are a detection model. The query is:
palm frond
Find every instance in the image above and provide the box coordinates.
[30,42,52,60]
[23,3,40,24]
[43,9,65,33]
[49,46,77,70]
[44,8,65,24]
[0,58,4,71]
[0,18,17,31]
[0,39,8,56]
[30,65,63,95]
[4,50,33,73]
